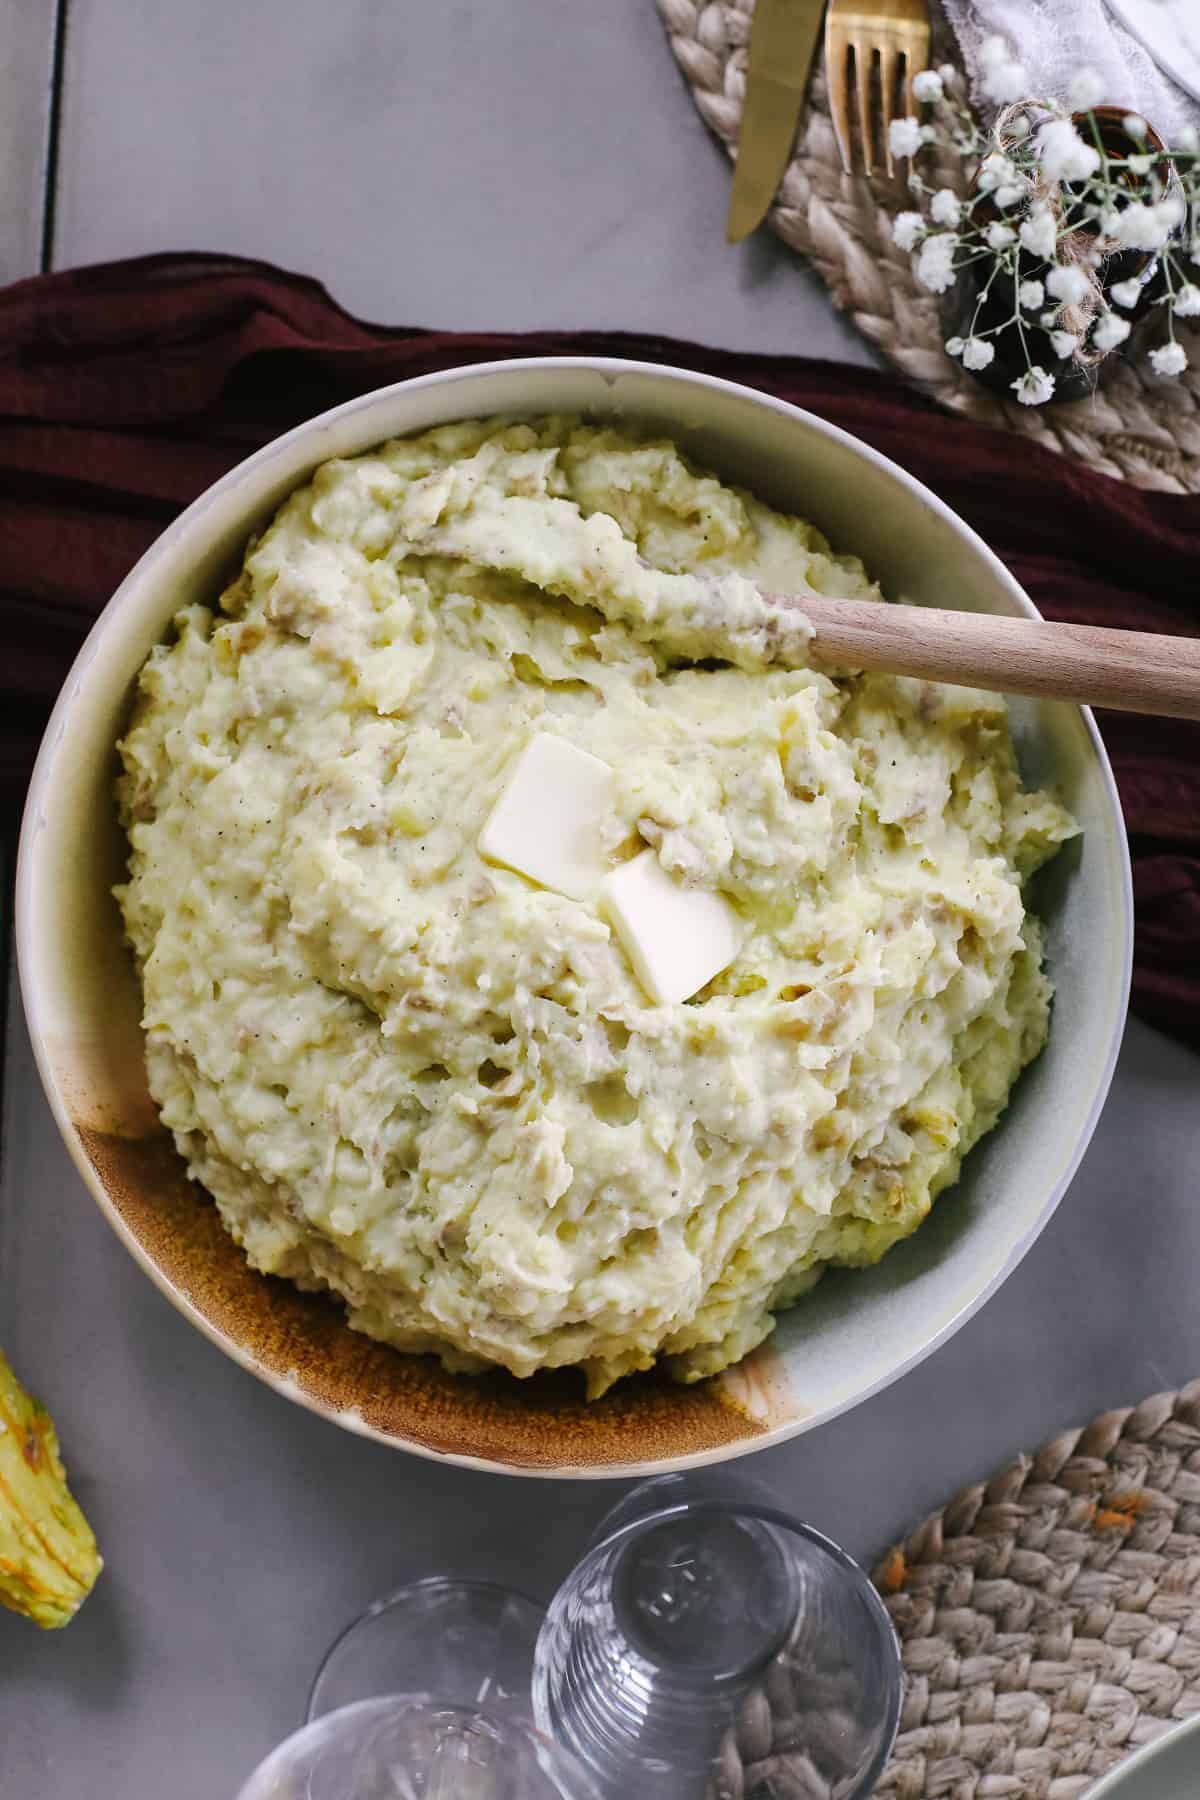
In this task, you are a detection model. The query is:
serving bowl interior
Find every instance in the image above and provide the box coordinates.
[16,359,1132,1476]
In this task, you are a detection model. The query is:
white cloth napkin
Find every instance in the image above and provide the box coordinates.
[941,0,1197,140]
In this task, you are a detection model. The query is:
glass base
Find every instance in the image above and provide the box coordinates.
[308,1578,546,1722]
[610,1510,799,1682]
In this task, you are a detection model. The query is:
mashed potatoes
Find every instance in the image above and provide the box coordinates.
[116,418,1075,1397]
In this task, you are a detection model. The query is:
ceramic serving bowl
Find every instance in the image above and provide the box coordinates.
[16,359,1132,1477]
[1089,1714,1200,1798]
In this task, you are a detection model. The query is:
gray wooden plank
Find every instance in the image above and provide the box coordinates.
[51,0,873,359]
[0,0,59,283]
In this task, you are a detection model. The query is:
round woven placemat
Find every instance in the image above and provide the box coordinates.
[865,1382,1200,1797]
[711,1386,1200,1797]
[658,0,1200,492]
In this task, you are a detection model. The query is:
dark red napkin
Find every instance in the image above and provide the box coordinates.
[1,253,1196,1044]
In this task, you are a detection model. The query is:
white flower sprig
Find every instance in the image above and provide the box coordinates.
[889,44,1199,404]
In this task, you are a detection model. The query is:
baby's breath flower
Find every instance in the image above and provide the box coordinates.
[1114,200,1175,251]
[930,188,961,226]
[1109,278,1143,309]
[982,56,1030,105]
[1068,69,1103,110]
[977,152,1016,193]
[1019,207,1058,260]
[915,232,957,293]
[961,337,995,371]
[1036,119,1101,184]
[892,210,926,250]
[888,117,923,158]
[1149,341,1188,376]
[885,55,1198,402]
[1046,263,1090,305]
[976,35,1028,102]
[1012,365,1056,406]
[1092,313,1131,352]
[1120,204,1167,251]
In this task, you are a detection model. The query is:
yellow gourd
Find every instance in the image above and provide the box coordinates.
[0,1349,102,1628]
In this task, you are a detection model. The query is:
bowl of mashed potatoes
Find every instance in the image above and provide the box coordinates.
[16,361,1132,1474]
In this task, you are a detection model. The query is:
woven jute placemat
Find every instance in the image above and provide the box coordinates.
[710,1386,1200,1797]
[865,1382,1200,1797]
[657,0,1200,492]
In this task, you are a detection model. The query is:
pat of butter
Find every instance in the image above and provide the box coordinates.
[479,732,615,901]
[601,849,746,1005]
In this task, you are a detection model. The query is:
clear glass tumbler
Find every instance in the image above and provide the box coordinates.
[532,1477,903,1799]
[237,1694,604,1800]
[307,1576,546,1720]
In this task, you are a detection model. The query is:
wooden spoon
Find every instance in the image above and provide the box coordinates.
[789,594,1200,720]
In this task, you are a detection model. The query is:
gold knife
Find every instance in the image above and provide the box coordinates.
[727,0,827,243]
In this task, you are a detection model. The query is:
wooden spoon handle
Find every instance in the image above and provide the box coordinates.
[795,594,1200,720]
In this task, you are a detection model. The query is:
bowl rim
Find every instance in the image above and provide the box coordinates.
[15,355,1133,1476]
[1087,1712,1200,1797]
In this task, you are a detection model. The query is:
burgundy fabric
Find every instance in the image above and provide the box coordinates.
[1,253,1196,1043]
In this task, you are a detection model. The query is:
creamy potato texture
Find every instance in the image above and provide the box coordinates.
[116,419,1075,1397]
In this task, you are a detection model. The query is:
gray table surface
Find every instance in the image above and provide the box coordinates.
[2,5,1198,1797]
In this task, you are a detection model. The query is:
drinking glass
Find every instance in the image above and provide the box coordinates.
[532,1475,903,1799]
[236,1694,604,1800]
[307,1576,545,1720]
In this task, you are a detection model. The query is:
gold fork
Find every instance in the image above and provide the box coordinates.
[825,0,931,178]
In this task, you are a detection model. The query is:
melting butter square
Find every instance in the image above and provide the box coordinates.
[479,732,615,901]
[601,848,746,1005]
